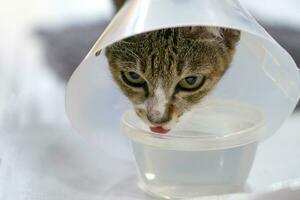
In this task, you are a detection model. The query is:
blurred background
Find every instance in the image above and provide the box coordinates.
[0,0,300,199]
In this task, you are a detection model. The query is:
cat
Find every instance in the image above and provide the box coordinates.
[105,26,241,134]
[107,0,241,133]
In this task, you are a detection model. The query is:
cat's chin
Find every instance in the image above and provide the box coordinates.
[150,126,170,134]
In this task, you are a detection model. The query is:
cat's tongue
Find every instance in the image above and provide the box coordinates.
[150,126,170,134]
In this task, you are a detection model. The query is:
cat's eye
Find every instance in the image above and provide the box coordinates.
[121,71,146,87]
[178,75,206,91]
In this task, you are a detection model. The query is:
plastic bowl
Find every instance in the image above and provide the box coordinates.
[122,100,265,199]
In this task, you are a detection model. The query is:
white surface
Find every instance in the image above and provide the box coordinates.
[0,0,300,199]
[0,114,299,200]
[249,113,300,190]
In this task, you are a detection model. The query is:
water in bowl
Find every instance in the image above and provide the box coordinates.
[123,100,265,199]
[132,139,257,199]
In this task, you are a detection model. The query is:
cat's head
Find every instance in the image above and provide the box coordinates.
[106,27,240,133]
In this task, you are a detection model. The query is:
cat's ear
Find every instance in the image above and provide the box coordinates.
[180,27,241,48]
[221,28,241,49]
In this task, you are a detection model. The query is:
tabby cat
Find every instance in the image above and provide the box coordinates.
[107,1,241,133]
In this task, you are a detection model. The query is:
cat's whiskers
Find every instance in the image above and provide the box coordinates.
[122,46,142,63]
[110,48,142,64]
[183,42,196,60]
[118,40,137,45]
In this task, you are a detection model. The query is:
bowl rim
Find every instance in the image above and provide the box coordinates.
[121,100,266,151]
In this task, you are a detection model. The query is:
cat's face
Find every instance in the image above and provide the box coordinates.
[106,27,240,133]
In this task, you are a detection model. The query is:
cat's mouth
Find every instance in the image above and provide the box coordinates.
[150,126,170,134]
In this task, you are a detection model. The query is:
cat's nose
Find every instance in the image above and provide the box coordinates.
[147,109,170,125]
[147,109,161,122]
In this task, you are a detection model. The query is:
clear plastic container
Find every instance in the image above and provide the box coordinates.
[132,142,258,199]
[122,100,265,199]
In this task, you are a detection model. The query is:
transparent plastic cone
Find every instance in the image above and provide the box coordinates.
[65,0,300,198]
[66,0,300,155]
